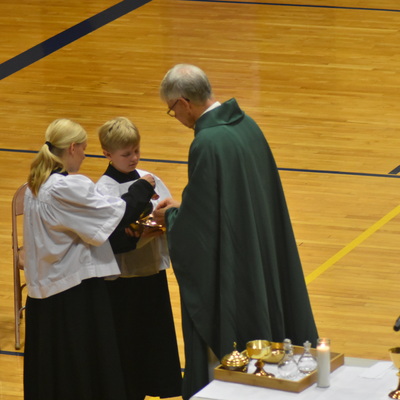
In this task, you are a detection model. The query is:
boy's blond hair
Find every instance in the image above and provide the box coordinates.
[98,117,140,152]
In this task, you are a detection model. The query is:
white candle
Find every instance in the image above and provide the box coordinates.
[317,338,331,388]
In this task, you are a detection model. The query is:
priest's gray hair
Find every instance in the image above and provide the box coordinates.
[160,64,213,105]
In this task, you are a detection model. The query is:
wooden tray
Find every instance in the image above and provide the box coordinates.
[214,346,344,393]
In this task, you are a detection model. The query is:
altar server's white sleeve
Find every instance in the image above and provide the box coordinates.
[49,175,126,246]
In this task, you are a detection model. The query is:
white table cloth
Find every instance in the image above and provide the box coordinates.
[191,361,396,400]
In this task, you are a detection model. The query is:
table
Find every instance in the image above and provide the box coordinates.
[190,358,396,400]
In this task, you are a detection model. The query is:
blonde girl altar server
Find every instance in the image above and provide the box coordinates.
[23,118,157,400]
[96,117,182,400]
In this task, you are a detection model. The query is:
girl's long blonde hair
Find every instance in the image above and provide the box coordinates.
[28,119,87,196]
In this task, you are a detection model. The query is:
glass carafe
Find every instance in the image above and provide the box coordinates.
[277,338,298,379]
[298,340,317,374]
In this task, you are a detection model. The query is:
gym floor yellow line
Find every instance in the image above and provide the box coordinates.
[305,203,400,285]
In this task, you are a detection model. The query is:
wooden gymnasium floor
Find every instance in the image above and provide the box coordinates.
[1,0,400,398]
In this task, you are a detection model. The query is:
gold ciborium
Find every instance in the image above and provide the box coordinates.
[221,342,249,372]
[246,340,275,378]
[389,347,400,399]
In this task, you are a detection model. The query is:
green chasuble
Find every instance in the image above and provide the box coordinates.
[165,98,318,399]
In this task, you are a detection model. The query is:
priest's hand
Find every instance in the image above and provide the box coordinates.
[153,198,181,225]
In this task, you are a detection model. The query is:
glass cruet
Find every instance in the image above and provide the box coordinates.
[277,338,299,379]
[297,340,317,374]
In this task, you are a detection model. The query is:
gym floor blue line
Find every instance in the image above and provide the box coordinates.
[0,0,152,80]
[183,0,400,13]
[1,147,399,178]
[0,350,24,357]
[2,1,400,81]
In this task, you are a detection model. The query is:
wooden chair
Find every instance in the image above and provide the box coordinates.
[11,183,27,350]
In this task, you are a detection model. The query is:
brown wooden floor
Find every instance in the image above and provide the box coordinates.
[1,0,400,398]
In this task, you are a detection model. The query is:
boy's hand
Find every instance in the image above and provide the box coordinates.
[125,226,142,238]
[140,174,159,199]
[140,174,155,187]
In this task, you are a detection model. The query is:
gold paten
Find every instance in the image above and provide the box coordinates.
[134,214,165,231]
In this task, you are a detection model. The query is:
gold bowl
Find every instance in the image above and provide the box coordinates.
[246,340,272,360]
[264,342,285,364]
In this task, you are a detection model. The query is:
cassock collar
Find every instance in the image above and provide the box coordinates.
[51,168,68,176]
[104,163,140,184]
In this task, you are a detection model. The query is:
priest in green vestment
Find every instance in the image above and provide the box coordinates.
[154,64,318,400]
